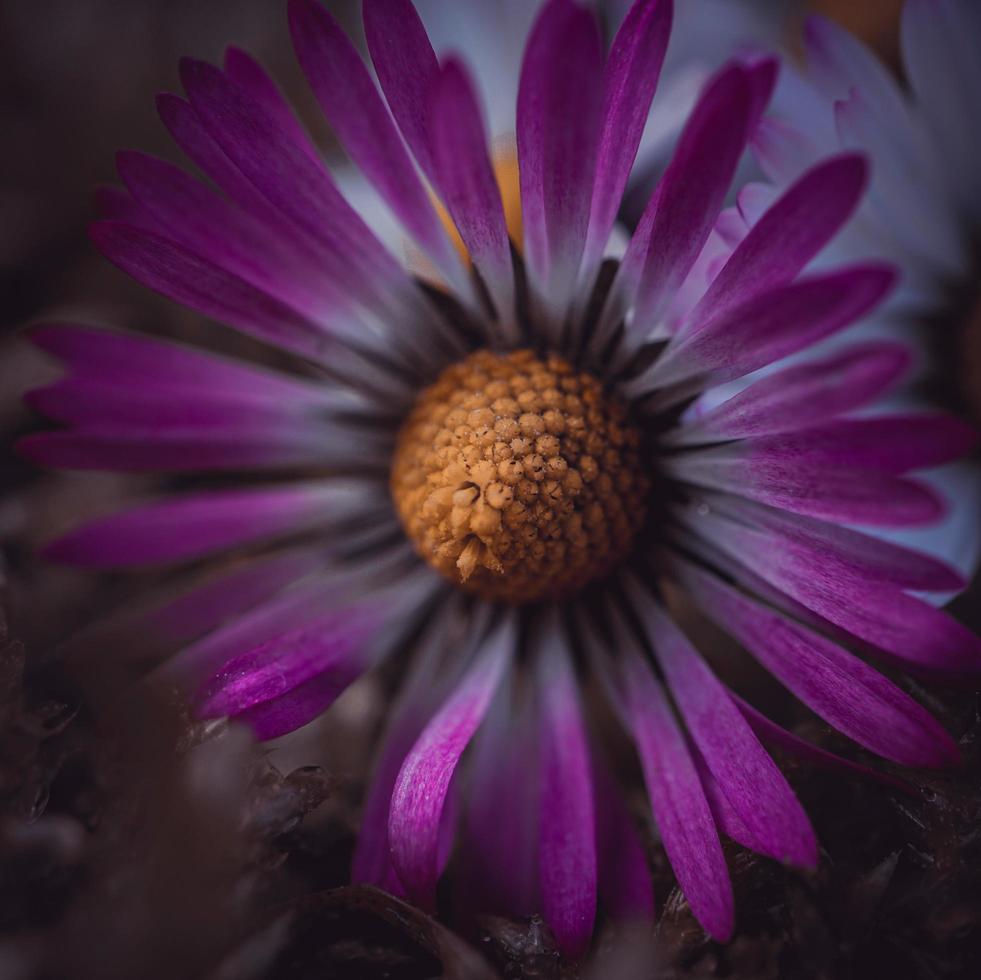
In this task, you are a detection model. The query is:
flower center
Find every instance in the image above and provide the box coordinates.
[391,349,650,603]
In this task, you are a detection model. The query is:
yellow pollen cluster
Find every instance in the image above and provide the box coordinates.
[391,349,650,603]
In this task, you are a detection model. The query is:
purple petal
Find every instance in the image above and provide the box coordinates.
[18,426,337,473]
[621,62,754,334]
[668,450,945,526]
[538,637,597,958]
[611,623,734,941]
[223,46,319,159]
[734,695,915,794]
[115,150,336,322]
[687,504,981,675]
[582,0,673,272]
[389,620,513,908]
[353,606,469,895]
[363,0,440,181]
[634,594,816,867]
[517,0,604,304]
[430,59,515,323]
[178,57,414,317]
[461,690,541,917]
[736,415,977,474]
[156,92,298,228]
[667,343,911,444]
[592,759,654,923]
[142,551,324,651]
[288,0,465,291]
[89,221,332,361]
[640,263,897,394]
[27,324,332,402]
[198,604,379,739]
[676,559,960,767]
[43,484,338,568]
[160,577,352,688]
[690,153,868,325]
[690,493,966,592]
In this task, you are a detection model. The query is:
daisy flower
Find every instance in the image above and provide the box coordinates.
[748,0,981,576]
[20,0,981,957]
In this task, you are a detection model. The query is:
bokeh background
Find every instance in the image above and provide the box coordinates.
[6,3,981,979]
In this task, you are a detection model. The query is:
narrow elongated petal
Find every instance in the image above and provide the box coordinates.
[689,153,868,325]
[179,57,414,316]
[199,604,380,738]
[389,619,513,908]
[617,644,733,941]
[638,264,896,393]
[666,343,910,445]
[635,595,816,866]
[353,600,471,894]
[517,0,604,303]
[689,493,966,592]
[687,507,981,674]
[19,425,338,473]
[89,221,331,361]
[223,46,319,159]
[677,559,960,767]
[538,633,597,958]
[582,0,672,272]
[730,415,977,474]
[28,325,333,404]
[667,451,944,526]
[734,695,914,792]
[288,0,465,291]
[363,0,440,181]
[430,59,515,324]
[116,151,334,322]
[623,63,753,334]
[593,760,654,923]
[461,688,541,917]
[804,15,910,133]
[43,484,339,568]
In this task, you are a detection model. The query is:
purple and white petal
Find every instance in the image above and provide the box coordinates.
[537,622,597,958]
[389,616,514,909]
[676,558,960,767]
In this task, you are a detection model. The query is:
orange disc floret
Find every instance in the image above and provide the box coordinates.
[391,349,650,603]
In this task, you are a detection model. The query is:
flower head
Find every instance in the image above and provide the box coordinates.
[20,0,981,957]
